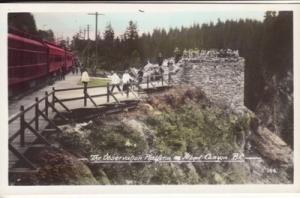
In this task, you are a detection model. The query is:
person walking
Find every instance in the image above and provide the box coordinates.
[75,66,78,75]
[59,67,63,80]
[137,68,144,84]
[72,66,75,75]
[109,71,122,95]
[61,66,66,80]
[122,70,134,97]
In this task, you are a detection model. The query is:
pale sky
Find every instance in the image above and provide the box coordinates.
[33,11,265,41]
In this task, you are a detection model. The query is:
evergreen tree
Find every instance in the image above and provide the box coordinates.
[8,12,37,35]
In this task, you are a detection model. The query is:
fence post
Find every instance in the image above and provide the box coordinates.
[107,83,110,103]
[35,97,39,131]
[168,73,171,85]
[84,82,87,107]
[45,91,49,117]
[52,87,55,112]
[20,105,25,147]
[147,76,149,89]
[161,74,164,86]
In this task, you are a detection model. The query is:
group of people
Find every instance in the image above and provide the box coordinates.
[71,66,80,75]
[55,66,66,81]
[108,70,139,97]
[81,68,144,97]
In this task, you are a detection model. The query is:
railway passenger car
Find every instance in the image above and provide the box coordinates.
[45,41,66,75]
[8,33,48,90]
[8,31,75,97]
[65,51,74,71]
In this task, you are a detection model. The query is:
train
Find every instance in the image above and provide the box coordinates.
[8,28,76,97]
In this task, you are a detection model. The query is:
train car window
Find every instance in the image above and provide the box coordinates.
[8,50,16,67]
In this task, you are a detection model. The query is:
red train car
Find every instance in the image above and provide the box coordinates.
[65,51,74,71]
[45,42,66,74]
[8,33,48,88]
[8,31,75,97]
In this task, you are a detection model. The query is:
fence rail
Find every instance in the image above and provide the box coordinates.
[8,73,173,172]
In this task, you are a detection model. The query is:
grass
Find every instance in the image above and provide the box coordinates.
[77,77,110,87]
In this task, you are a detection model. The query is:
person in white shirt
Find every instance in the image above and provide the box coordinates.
[108,71,122,94]
[81,68,90,106]
[122,70,134,97]
[81,68,90,83]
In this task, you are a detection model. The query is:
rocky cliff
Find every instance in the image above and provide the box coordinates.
[12,85,292,185]
[244,11,293,148]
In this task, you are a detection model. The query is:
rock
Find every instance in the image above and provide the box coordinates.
[172,53,245,113]
[139,103,154,114]
[212,172,226,184]
[33,149,98,185]
[92,168,111,185]
[121,118,155,147]
[58,124,92,155]
[250,126,293,165]
[181,163,200,184]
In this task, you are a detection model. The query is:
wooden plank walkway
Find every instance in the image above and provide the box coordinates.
[8,72,172,173]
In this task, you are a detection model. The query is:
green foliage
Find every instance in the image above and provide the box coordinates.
[58,129,92,156]
[88,123,149,156]
[8,13,37,35]
[37,29,55,42]
[244,11,293,110]
[146,104,248,156]
[8,13,56,42]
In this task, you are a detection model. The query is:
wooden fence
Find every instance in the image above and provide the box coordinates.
[8,73,172,172]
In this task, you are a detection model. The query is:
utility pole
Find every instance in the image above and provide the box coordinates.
[85,25,91,68]
[88,12,104,74]
[83,28,86,40]
[86,25,90,40]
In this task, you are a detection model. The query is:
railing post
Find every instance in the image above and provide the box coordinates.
[147,76,149,89]
[84,82,87,107]
[52,87,55,112]
[126,83,129,98]
[107,83,110,103]
[20,105,25,147]
[137,82,140,96]
[35,97,39,131]
[45,91,49,117]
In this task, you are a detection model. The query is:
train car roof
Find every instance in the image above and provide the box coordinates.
[45,42,65,53]
[8,33,46,48]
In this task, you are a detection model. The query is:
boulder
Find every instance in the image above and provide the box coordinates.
[250,126,293,165]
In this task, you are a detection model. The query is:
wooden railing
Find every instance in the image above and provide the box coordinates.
[8,73,173,171]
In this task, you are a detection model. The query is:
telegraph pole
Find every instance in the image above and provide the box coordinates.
[87,25,90,40]
[88,12,104,74]
[86,25,91,68]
